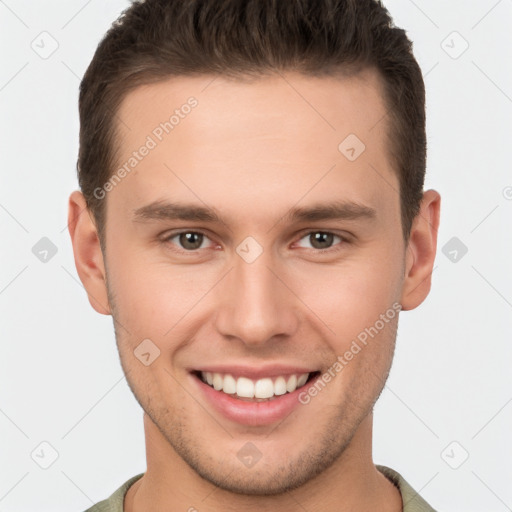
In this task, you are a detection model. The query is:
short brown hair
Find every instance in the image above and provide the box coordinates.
[77,0,426,242]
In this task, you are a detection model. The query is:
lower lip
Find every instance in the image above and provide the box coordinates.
[190,372,320,426]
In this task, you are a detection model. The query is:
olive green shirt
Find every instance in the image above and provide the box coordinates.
[85,465,437,511]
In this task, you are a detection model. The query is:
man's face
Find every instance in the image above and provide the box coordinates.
[101,70,407,494]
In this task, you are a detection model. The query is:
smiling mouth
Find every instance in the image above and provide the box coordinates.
[191,370,321,402]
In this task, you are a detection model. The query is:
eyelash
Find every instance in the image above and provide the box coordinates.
[160,229,349,255]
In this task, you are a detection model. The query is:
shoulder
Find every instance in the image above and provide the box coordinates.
[83,473,145,512]
[376,465,438,512]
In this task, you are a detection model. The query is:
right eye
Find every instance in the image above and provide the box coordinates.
[161,230,218,253]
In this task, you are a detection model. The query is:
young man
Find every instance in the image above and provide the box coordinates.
[68,0,440,510]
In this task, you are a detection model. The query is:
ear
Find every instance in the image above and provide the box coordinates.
[67,190,111,315]
[400,189,441,311]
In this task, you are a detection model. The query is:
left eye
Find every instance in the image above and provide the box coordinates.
[296,231,343,250]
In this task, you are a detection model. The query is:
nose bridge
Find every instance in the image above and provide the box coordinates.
[214,247,298,345]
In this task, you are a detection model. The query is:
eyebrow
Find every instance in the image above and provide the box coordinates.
[132,199,377,224]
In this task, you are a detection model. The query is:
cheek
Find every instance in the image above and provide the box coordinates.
[105,247,221,339]
[292,250,403,335]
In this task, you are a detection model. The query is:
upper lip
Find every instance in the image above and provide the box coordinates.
[190,364,319,380]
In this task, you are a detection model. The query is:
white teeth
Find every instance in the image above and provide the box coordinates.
[212,373,223,391]
[254,378,274,399]
[223,374,237,394]
[199,371,311,399]
[297,373,308,387]
[274,376,287,395]
[236,377,254,398]
[286,374,297,393]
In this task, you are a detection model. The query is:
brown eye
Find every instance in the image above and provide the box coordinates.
[163,231,211,252]
[308,232,335,250]
[177,232,204,250]
[298,231,349,254]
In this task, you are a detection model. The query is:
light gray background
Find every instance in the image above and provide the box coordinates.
[1,1,511,510]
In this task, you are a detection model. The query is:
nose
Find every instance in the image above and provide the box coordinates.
[213,249,299,347]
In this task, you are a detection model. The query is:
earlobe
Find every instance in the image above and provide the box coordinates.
[400,189,441,311]
[67,190,111,315]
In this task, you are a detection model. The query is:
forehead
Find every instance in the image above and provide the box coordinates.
[116,68,389,152]
[109,70,398,227]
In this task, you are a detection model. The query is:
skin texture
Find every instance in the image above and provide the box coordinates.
[68,69,440,511]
